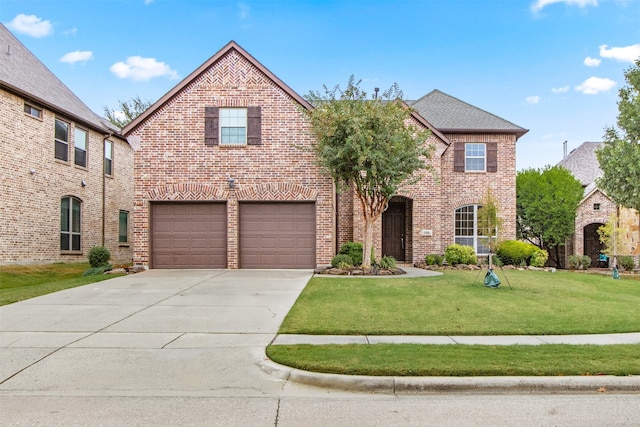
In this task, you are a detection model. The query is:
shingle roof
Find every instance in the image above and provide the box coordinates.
[557,141,603,187]
[409,89,527,137]
[0,24,111,133]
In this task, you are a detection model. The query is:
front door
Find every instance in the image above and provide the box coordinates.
[382,202,405,261]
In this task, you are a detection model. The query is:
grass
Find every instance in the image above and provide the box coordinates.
[0,263,123,306]
[268,269,640,376]
[266,343,640,376]
[279,270,640,335]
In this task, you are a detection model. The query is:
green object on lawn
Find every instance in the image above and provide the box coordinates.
[613,267,620,280]
[484,269,501,288]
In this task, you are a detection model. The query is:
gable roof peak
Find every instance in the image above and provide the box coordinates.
[123,40,312,134]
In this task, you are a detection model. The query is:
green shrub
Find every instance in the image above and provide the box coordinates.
[496,240,536,266]
[425,254,444,266]
[444,244,478,266]
[338,242,363,266]
[331,254,353,268]
[490,254,503,268]
[568,255,581,270]
[618,255,636,271]
[88,246,111,268]
[530,249,549,267]
[568,255,591,270]
[378,256,397,269]
[82,266,107,276]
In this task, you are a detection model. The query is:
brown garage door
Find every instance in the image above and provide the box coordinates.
[239,202,315,268]
[151,202,226,269]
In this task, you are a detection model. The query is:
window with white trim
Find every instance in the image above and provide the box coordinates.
[104,140,113,175]
[61,196,81,251]
[465,143,486,172]
[220,108,247,145]
[454,205,491,255]
[55,119,69,161]
[74,128,88,167]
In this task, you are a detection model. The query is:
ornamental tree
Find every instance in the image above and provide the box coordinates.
[304,76,434,267]
[516,165,584,267]
[596,59,640,251]
[477,188,503,268]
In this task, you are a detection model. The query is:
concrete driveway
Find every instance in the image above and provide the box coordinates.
[0,269,313,397]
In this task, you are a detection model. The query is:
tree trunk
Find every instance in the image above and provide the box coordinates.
[362,218,373,268]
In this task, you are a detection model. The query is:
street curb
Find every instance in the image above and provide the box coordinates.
[258,357,640,394]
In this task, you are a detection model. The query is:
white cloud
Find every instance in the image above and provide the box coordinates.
[63,26,77,36]
[584,56,601,67]
[531,0,597,12]
[110,56,179,81]
[526,96,540,105]
[144,0,154,4]
[599,44,640,62]
[552,85,570,93]
[238,2,251,19]
[6,14,53,38]
[60,50,93,64]
[575,76,616,94]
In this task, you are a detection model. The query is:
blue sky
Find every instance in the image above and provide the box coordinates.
[2,0,639,170]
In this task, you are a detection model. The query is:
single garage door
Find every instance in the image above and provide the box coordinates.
[239,202,315,268]
[151,202,227,268]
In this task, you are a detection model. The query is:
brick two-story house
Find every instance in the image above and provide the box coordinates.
[124,41,526,269]
[0,24,133,265]
[558,142,639,267]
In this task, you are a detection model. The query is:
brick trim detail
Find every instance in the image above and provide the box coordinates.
[236,183,318,201]
[147,183,228,201]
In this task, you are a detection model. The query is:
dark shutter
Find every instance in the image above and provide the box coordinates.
[486,142,498,172]
[453,142,465,172]
[247,106,262,145]
[204,107,219,146]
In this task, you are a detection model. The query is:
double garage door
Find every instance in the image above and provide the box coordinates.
[151,202,315,269]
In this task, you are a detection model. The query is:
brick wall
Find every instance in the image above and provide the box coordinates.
[128,49,335,268]
[0,88,133,265]
[340,131,518,265]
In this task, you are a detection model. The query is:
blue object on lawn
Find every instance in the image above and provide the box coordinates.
[484,269,501,288]
[613,267,620,280]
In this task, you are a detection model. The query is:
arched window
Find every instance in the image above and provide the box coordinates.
[454,205,490,255]
[61,197,82,251]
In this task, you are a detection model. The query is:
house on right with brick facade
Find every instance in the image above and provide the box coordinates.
[558,141,639,267]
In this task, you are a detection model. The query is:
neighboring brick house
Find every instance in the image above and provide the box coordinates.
[124,41,527,269]
[558,142,639,267]
[0,24,133,265]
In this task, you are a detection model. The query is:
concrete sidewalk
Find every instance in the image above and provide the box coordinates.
[273,332,640,346]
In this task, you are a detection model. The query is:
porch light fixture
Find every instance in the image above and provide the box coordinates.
[228,178,235,189]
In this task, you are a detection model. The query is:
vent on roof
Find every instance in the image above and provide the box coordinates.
[6,44,10,56]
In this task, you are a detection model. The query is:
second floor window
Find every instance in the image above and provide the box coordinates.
[74,128,88,167]
[465,143,486,172]
[104,140,113,175]
[220,108,247,145]
[55,119,69,161]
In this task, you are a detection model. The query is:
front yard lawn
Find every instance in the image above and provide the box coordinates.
[268,270,640,376]
[0,263,123,306]
[279,270,640,336]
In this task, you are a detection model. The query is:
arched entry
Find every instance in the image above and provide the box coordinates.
[382,196,412,261]
[583,223,605,267]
